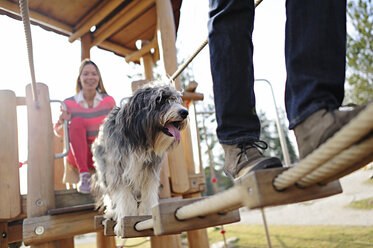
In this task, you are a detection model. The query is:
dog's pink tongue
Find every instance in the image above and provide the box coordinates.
[166,124,181,141]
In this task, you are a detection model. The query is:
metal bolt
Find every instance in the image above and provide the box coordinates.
[35,226,45,235]
[247,187,253,194]
[36,199,43,206]
[2,231,6,238]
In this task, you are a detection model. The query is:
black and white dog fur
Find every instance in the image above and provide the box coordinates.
[91,84,188,235]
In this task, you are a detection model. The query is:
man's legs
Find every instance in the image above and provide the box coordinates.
[285,0,346,128]
[208,0,282,179]
[285,0,365,159]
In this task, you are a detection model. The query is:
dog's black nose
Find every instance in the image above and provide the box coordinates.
[179,109,188,119]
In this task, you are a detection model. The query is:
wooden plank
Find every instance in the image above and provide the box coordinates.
[121,216,154,238]
[92,0,154,47]
[0,90,21,220]
[23,210,98,245]
[0,0,73,35]
[47,203,95,215]
[152,197,240,236]
[14,190,95,221]
[236,167,343,209]
[69,0,124,42]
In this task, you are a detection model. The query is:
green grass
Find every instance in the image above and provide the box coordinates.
[76,224,373,248]
[347,197,373,210]
[75,224,373,248]
[365,178,373,185]
[207,224,373,248]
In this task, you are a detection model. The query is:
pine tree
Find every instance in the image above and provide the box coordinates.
[345,0,373,104]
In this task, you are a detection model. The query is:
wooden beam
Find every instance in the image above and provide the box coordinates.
[16,97,26,106]
[125,38,157,63]
[99,40,135,57]
[181,92,204,102]
[152,197,240,236]
[0,0,72,35]
[69,0,124,43]
[23,210,98,245]
[92,0,154,47]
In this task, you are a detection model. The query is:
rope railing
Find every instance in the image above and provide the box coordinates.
[19,0,38,102]
[297,134,373,187]
[273,103,373,190]
[175,186,243,221]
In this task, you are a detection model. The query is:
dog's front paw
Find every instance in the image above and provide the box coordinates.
[114,218,123,237]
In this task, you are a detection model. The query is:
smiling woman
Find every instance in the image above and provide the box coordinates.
[54,59,116,194]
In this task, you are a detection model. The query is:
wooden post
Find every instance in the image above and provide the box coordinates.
[0,222,8,248]
[0,90,21,220]
[96,231,116,248]
[183,193,209,248]
[25,83,57,248]
[156,0,191,194]
[81,33,92,60]
[140,40,154,81]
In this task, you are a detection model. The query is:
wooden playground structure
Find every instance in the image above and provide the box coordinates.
[1,0,373,247]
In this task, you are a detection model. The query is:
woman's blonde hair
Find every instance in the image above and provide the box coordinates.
[75,59,107,94]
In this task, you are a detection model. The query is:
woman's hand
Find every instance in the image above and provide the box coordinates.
[58,106,71,125]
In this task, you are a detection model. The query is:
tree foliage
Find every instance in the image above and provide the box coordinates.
[345,0,373,104]
[258,110,298,165]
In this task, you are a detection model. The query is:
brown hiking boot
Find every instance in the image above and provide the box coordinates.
[222,140,283,180]
[294,105,367,160]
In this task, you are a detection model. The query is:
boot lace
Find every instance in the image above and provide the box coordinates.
[237,139,268,161]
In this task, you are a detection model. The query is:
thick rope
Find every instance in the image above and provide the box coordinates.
[274,103,373,190]
[297,134,373,187]
[175,186,243,220]
[134,218,153,231]
[170,39,208,81]
[19,0,38,102]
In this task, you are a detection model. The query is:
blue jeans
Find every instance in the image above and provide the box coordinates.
[208,0,346,145]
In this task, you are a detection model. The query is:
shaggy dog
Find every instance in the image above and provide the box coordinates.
[91,84,188,235]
